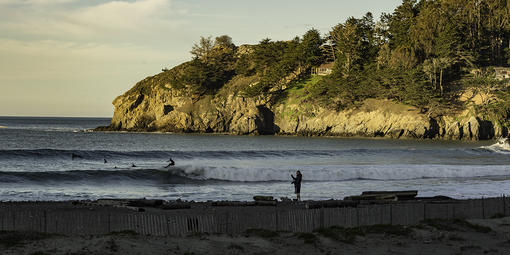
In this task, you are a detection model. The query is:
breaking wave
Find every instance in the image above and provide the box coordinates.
[2,164,510,184]
[480,137,510,154]
[0,147,499,161]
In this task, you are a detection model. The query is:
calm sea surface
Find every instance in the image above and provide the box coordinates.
[1,116,510,201]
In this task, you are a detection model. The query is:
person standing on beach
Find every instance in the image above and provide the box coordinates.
[291,170,302,201]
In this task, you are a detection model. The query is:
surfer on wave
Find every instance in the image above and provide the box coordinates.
[165,158,175,168]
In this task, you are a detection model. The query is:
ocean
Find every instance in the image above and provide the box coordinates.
[1,116,510,202]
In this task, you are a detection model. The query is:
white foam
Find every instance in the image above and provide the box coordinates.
[481,137,510,154]
[175,164,510,182]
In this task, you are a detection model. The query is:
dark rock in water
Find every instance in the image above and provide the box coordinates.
[94,125,113,131]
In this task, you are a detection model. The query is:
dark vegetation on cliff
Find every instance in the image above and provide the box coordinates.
[112,0,510,136]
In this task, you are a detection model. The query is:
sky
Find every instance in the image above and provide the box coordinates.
[0,0,402,117]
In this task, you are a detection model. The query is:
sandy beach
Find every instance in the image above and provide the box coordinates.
[1,197,510,255]
[2,215,510,255]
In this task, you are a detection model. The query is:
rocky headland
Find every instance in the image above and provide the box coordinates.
[98,67,506,141]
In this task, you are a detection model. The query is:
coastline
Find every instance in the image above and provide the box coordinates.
[1,197,510,254]
[92,126,499,142]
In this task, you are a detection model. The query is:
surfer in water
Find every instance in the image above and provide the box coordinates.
[291,170,302,201]
[71,153,81,160]
[165,158,175,168]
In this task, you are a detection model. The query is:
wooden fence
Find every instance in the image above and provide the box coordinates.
[0,197,508,236]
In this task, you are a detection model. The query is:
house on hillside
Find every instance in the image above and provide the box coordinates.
[494,67,510,80]
[311,62,334,76]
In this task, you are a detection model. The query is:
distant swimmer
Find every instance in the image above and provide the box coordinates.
[71,153,82,160]
[131,163,137,167]
[104,158,107,164]
[165,158,175,168]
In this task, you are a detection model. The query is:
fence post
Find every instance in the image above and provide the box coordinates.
[356,208,359,227]
[225,212,230,234]
[275,209,279,232]
[423,203,427,220]
[320,208,324,229]
[390,204,393,225]
[108,214,111,233]
[482,197,485,218]
[44,210,47,233]
[503,195,506,216]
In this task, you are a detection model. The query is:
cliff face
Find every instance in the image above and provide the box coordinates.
[104,72,507,140]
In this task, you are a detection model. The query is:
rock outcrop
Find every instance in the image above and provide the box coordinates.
[101,72,507,140]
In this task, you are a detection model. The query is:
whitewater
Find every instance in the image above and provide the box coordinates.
[1,116,510,201]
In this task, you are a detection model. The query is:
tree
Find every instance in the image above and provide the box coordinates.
[387,0,417,49]
[330,13,377,77]
[321,38,336,62]
[173,35,239,95]
[298,28,323,68]
[412,0,440,58]
[190,36,214,61]
[214,35,234,48]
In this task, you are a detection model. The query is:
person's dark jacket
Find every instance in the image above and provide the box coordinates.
[291,173,302,193]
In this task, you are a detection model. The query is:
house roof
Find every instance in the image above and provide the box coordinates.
[316,62,334,69]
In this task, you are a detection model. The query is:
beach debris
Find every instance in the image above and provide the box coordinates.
[253,196,275,202]
[124,199,191,210]
[306,200,358,209]
[82,199,192,211]
[414,195,455,201]
[161,203,191,210]
[212,201,252,207]
[255,200,277,206]
[344,190,418,201]
[127,199,164,207]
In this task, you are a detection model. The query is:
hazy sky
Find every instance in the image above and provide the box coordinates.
[0,0,401,117]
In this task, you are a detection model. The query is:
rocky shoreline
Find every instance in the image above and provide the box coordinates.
[99,85,507,140]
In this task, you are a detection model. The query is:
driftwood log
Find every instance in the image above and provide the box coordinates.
[345,190,418,201]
